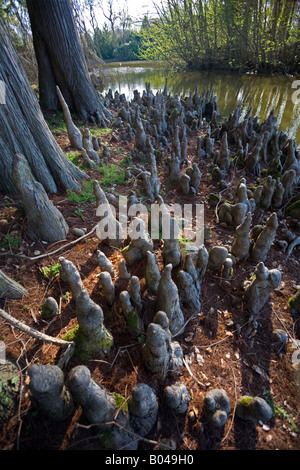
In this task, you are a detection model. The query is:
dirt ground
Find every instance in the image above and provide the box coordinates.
[0,104,299,452]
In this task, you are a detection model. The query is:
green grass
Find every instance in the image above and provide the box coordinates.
[90,128,112,137]
[46,112,67,133]
[46,111,83,134]
[67,151,82,165]
[97,163,127,188]
[67,179,96,204]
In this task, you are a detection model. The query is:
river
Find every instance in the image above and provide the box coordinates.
[101,61,300,146]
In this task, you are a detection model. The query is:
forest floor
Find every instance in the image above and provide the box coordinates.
[0,103,300,452]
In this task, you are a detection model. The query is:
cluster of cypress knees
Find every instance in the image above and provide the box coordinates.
[1,80,299,448]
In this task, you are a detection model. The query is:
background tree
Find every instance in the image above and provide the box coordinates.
[139,0,300,73]
[26,0,109,123]
[93,0,142,62]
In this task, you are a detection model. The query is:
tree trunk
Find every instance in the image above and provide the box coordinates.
[26,0,110,124]
[0,18,86,195]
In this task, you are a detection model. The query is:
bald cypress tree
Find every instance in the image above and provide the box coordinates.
[26,0,110,124]
[0,17,86,194]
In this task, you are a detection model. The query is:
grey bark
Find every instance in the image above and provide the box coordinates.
[119,290,143,331]
[59,257,113,358]
[164,383,191,414]
[56,86,83,150]
[243,261,281,316]
[142,311,183,380]
[231,212,252,260]
[251,212,278,263]
[236,396,273,422]
[122,218,153,266]
[26,0,110,124]
[145,250,161,294]
[28,364,74,421]
[128,276,143,312]
[128,383,158,438]
[0,18,85,194]
[67,365,137,450]
[98,271,115,306]
[12,153,69,242]
[0,269,27,299]
[203,389,230,427]
[96,249,115,278]
[155,264,184,335]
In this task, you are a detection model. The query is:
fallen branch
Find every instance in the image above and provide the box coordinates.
[0,224,99,262]
[172,312,198,338]
[183,357,204,387]
[0,308,75,368]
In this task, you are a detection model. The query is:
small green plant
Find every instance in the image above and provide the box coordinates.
[178,234,193,253]
[74,208,84,219]
[62,291,71,302]
[114,393,128,412]
[178,236,193,246]
[1,233,19,251]
[0,374,19,406]
[41,262,61,280]
[263,387,298,433]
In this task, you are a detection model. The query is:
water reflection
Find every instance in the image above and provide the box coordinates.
[101,61,300,145]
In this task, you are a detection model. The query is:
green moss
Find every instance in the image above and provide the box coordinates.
[46,111,67,133]
[126,309,140,331]
[239,396,253,406]
[1,234,19,251]
[114,393,128,412]
[286,200,300,218]
[209,193,220,205]
[169,109,181,122]
[248,185,258,191]
[63,323,113,360]
[261,168,282,180]
[288,296,295,310]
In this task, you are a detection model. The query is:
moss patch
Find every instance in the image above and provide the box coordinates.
[63,323,113,360]
[286,200,300,219]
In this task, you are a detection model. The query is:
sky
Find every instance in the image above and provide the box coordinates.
[94,0,158,27]
[122,0,157,18]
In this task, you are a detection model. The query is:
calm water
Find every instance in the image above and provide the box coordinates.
[101,61,300,146]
